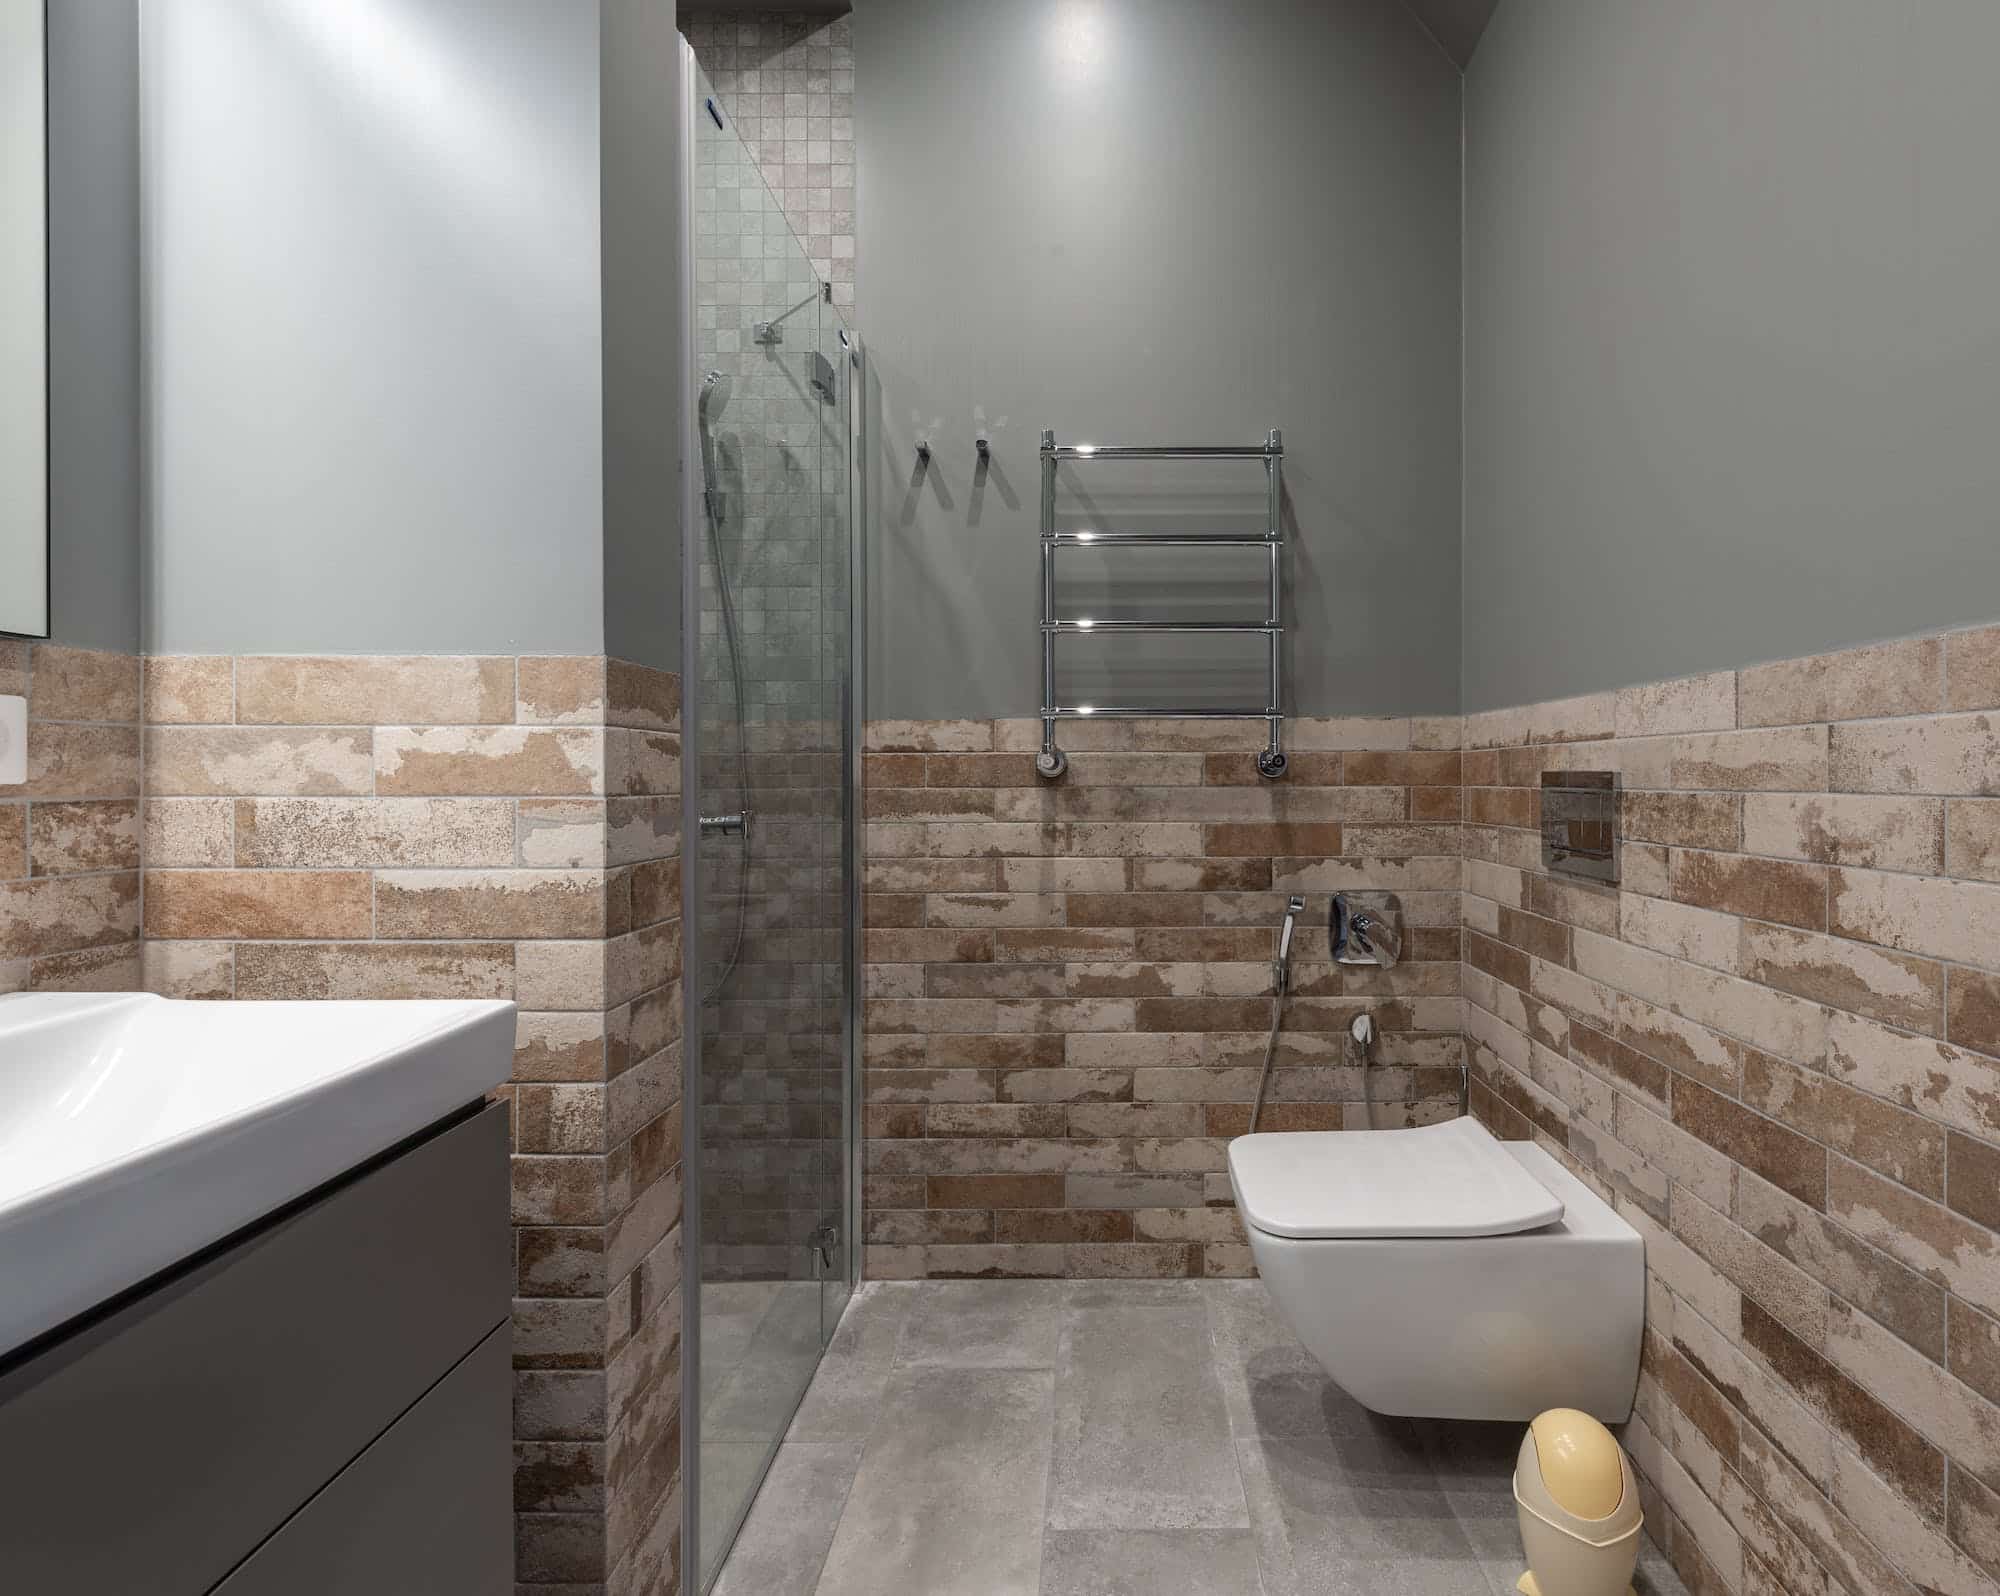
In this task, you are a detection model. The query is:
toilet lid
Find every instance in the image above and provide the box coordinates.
[1228,1116,1566,1239]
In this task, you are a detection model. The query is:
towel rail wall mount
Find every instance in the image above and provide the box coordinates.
[1037,428,1287,781]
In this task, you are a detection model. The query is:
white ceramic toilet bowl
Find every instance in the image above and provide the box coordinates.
[1228,1116,1643,1423]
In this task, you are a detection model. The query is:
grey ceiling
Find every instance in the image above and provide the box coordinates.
[688,2,1496,70]
[689,0,851,13]
[1402,0,1499,70]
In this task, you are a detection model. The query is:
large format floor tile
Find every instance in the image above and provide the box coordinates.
[1236,1428,1484,1596]
[786,1281,915,1443]
[710,1279,1692,1596]
[812,1366,1056,1596]
[1040,1528,1264,1596]
[893,1278,1068,1369]
[710,1440,866,1596]
[1047,1300,1249,1531]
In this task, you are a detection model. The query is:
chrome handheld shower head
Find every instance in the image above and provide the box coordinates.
[698,369,731,421]
[1274,894,1306,993]
[1277,895,1305,966]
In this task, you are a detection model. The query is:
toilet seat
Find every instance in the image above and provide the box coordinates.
[1229,1115,1566,1239]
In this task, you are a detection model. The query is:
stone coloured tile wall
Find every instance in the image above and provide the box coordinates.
[138,654,685,1596]
[861,714,1466,1281]
[0,642,142,992]
[682,11,855,311]
[1460,623,2000,1596]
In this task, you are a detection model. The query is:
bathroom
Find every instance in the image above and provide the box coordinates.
[2,0,1997,1592]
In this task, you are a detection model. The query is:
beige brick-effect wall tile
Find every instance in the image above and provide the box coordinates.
[0,872,141,963]
[27,644,141,724]
[0,643,142,993]
[133,653,683,1593]
[142,797,233,868]
[28,800,140,876]
[1739,637,1944,728]
[375,725,604,797]
[1947,626,2000,714]
[518,655,607,726]
[235,655,514,726]
[1464,615,2000,1596]
[1616,671,1737,738]
[1949,800,2000,884]
[1832,713,2000,797]
[862,719,1464,1284]
[375,869,611,940]
[0,802,24,878]
[146,726,374,797]
[235,795,517,868]
[146,869,374,940]
[143,656,233,725]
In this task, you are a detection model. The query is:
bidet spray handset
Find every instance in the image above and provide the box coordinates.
[1274,895,1306,992]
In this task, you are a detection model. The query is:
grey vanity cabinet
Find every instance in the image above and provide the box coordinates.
[214,1323,512,1594]
[0,1101,511,1594]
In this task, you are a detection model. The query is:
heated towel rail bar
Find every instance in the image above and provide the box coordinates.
[1037,428,1286,780]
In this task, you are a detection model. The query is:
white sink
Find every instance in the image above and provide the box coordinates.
[0,992,515,1357]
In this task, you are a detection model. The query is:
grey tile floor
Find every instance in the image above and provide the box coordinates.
[711,1279,1691,1596]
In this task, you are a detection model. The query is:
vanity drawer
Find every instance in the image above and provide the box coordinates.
[214,1322,511,1596]
[0,1101,509,1594]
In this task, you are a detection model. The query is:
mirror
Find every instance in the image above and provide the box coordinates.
[1,0,47,638]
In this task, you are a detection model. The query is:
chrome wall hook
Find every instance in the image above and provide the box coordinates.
[915,439,931,467]
[976,437,991,464]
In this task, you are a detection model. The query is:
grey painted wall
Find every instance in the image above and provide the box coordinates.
[46,0,141,653]
[140,0,609,657]
[855,0,1463,719]
[1463,0,2000,711]
[601,0,683,674]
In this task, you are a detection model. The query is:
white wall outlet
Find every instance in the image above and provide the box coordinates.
[0,694,26,785]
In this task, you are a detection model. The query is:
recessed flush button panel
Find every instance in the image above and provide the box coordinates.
[0,694,25,785]
[1541,770,1618,885]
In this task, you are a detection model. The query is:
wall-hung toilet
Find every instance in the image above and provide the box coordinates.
[1227,1116,1643,1423]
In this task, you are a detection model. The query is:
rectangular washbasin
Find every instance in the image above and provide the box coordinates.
[0,992,515,1357]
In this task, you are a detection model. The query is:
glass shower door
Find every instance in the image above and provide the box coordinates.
[686,49,857,1593]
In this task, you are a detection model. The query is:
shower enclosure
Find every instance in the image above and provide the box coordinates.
[677,39,863,1592]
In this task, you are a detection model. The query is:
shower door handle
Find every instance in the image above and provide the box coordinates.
[700,812,748,837]
[809,1225,840,1277]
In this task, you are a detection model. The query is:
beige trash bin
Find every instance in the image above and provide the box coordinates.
[1512,1408,1642,1596]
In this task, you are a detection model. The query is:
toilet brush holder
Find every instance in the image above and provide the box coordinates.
[1513,1409,1642,1596]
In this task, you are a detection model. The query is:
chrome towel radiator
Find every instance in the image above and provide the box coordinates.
[1037,428,1287,780]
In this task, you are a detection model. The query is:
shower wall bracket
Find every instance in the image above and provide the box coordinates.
[1036,427,1287,780]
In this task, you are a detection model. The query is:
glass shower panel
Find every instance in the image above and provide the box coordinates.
[812,307,857,1341]
[689,59,855,1593]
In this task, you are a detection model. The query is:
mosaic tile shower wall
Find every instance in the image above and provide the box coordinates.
[681,12,854,312]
